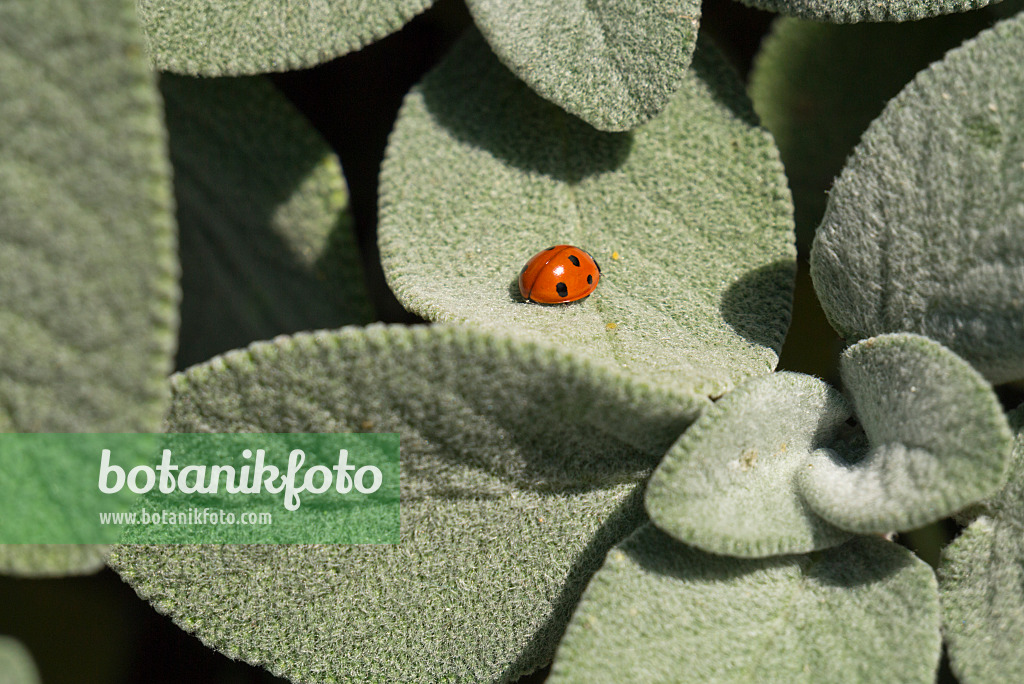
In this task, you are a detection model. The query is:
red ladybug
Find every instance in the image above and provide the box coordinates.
[518,245,601,304]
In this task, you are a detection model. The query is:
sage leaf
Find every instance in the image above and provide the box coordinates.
[162,74,372,368]
[137,0,436,76]
[646,372,854,558]
[810,13,1024,384]
[940,405,1024,684]
[465,0,700,131]
[379,32,796,400]
[801,333,1012,533]
[741,0,999,23]
[111,324,706,683]
[0,0,176,574]
[0,637,40,684]
[749,13,995,250]
[548,525,941,684]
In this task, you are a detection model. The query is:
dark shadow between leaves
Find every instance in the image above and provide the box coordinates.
[164,74,373,371]
[419,30,633,182]
[688,34,762,129]
[498,487,649,682]
[719,259,797,356]
[622,523,792,583]
[624,525,910,591]
[805,537,918,589]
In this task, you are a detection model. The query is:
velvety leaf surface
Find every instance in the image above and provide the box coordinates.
[465,0,700,131]
[749,13,996,251]
[940,405,1024,684]
[646,372,854,557]
[0,637,41,684]
[802,333,1012,533]
[548,525,941,683]
[810,13,1024,384]
[741,0,998,22]
[163,74,372,369]
[379,32,795,400]
[137,0,435,75]
[110,324,706,683]
[0,0,176,574]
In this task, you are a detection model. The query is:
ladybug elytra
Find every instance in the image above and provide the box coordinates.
[518,245,601,304]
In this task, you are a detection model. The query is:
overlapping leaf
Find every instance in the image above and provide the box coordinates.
[940,405,1024,683]
[811,13,1024,384]
[741,0,998,22]
[163,74,372,368]
[110,324,706,683]
[802,333,1012,533]
[137,0,436,75]
[465,0,700,131]
[379,32,795,400]
[646,334,1010,557]
[0,0,176,574]
[548,525,941,683]
[646,372,854,557]
[749,13,995,250]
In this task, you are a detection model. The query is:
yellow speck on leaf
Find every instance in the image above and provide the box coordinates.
[740,449,758,471]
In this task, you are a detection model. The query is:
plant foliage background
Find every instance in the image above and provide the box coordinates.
[1,0,1023,682]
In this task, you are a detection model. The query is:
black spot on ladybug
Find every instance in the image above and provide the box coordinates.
[556,282,568,298]
[546,246,556,251]
[520,264,527,275]
[567,254,580,267]
[587,274,593,284]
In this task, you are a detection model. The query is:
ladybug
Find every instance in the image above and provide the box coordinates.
[518,245,601,304]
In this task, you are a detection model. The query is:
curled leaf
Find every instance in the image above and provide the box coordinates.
[801,333,1012,533]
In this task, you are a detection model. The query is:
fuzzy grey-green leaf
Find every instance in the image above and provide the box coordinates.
[646,372,854,557]
[0,0,176,431]
[163,74,372,368]
[465,0,700,131]
[801,333,1012,534]
[549,525,941,683]
[0,637,41,684]
[940,405,1024,684]
[137,0,435,75]
[380,32,795,400]
[740,0,998,22]
[749,14,996,251]
[0,0,176,575]
[111,324,706,683]
[810,13,1024,384]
